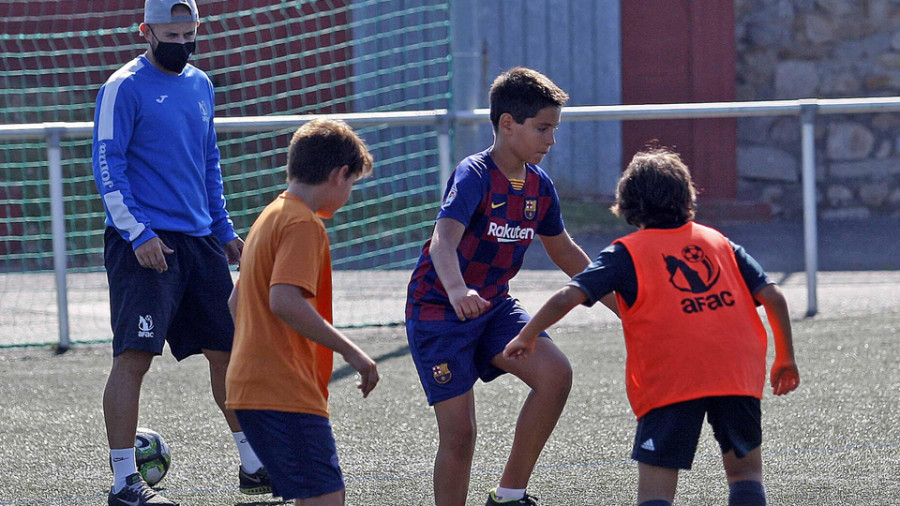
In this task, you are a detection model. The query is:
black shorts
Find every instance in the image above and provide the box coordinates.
[631,396,762,470]
[104,228,235,360]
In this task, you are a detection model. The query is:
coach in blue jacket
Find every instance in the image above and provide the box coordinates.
[91,1,269,504]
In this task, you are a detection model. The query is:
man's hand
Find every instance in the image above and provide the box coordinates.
[224,237,244,266]
[134,237,174,273]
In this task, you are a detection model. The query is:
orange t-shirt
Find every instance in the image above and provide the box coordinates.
[614,222,767,419]
[225,192,334,417]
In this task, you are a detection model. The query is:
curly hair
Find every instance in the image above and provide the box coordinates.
[611,147,697,228]
[286,118,374,184]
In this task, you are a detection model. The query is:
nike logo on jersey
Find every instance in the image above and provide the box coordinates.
[155,95,168,103]
[491,201,506,209]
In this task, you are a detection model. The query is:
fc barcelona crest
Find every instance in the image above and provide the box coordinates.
[432,363,452,384]
[524,198,537,220]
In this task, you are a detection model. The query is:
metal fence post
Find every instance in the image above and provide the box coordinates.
[47,126,71,350]
[437,115,452,192]
[800,101,818,317]
[449,0,481,164]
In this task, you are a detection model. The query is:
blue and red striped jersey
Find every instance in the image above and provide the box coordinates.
[406,149,565,321]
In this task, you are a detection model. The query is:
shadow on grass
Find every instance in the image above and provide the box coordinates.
[330,344,410,383]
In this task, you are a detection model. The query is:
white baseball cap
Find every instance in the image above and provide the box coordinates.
[144,0,199,24]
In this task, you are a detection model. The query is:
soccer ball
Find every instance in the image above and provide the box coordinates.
[682,244,705,263]
[134,428,171,486]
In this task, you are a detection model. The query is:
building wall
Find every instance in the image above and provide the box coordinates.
[621,0,737,202]
[735,0,900,219]
[470,0,623,197]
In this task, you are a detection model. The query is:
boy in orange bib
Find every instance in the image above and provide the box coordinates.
[504,147,800,506]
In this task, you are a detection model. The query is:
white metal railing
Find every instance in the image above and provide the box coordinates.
[4,96,900,348]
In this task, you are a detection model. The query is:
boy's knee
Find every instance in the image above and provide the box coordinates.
[438,414,476,449]
[546,358,573,395]
[723,449,762,483]
[440,424,476,454]
[561,361,573,388]
[542,346,574,393]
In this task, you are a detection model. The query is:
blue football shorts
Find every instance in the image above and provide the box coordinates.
[235,410,345,500]
[104,227,235,360]
[631,395,762,469]
[406,297,549,405]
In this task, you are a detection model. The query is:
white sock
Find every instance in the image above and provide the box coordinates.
[494,487,526,501]
[110,448,137,493]
[233,431,263,473]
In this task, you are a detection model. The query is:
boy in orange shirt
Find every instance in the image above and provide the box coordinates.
[504,147,800,506]
[226,118,379,506]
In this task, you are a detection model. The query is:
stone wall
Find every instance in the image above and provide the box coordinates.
[735,0,900,219]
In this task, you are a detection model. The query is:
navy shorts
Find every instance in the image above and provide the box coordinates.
[104,228,234,360]
[631,396,762,470]
[235,410,345,500]
[406,297,549,405]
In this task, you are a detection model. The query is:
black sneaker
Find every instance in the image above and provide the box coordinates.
[485,488,539,505]
[239,466,272,495]
[108,473,178,506]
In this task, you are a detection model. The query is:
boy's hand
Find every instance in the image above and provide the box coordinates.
[503,333,537,360]
[345,350,379,398]
[770,359,800,395]
[448,288,491,321]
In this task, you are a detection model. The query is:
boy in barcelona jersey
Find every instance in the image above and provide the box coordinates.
[405,67,616,506]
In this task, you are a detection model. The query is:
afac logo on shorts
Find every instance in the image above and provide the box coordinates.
[432,363,452,384]
[138,315,154,338]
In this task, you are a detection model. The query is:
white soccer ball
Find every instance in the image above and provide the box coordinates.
[134,427,172,486]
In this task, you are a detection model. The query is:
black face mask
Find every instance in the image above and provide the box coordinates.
[148,27,196,74]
